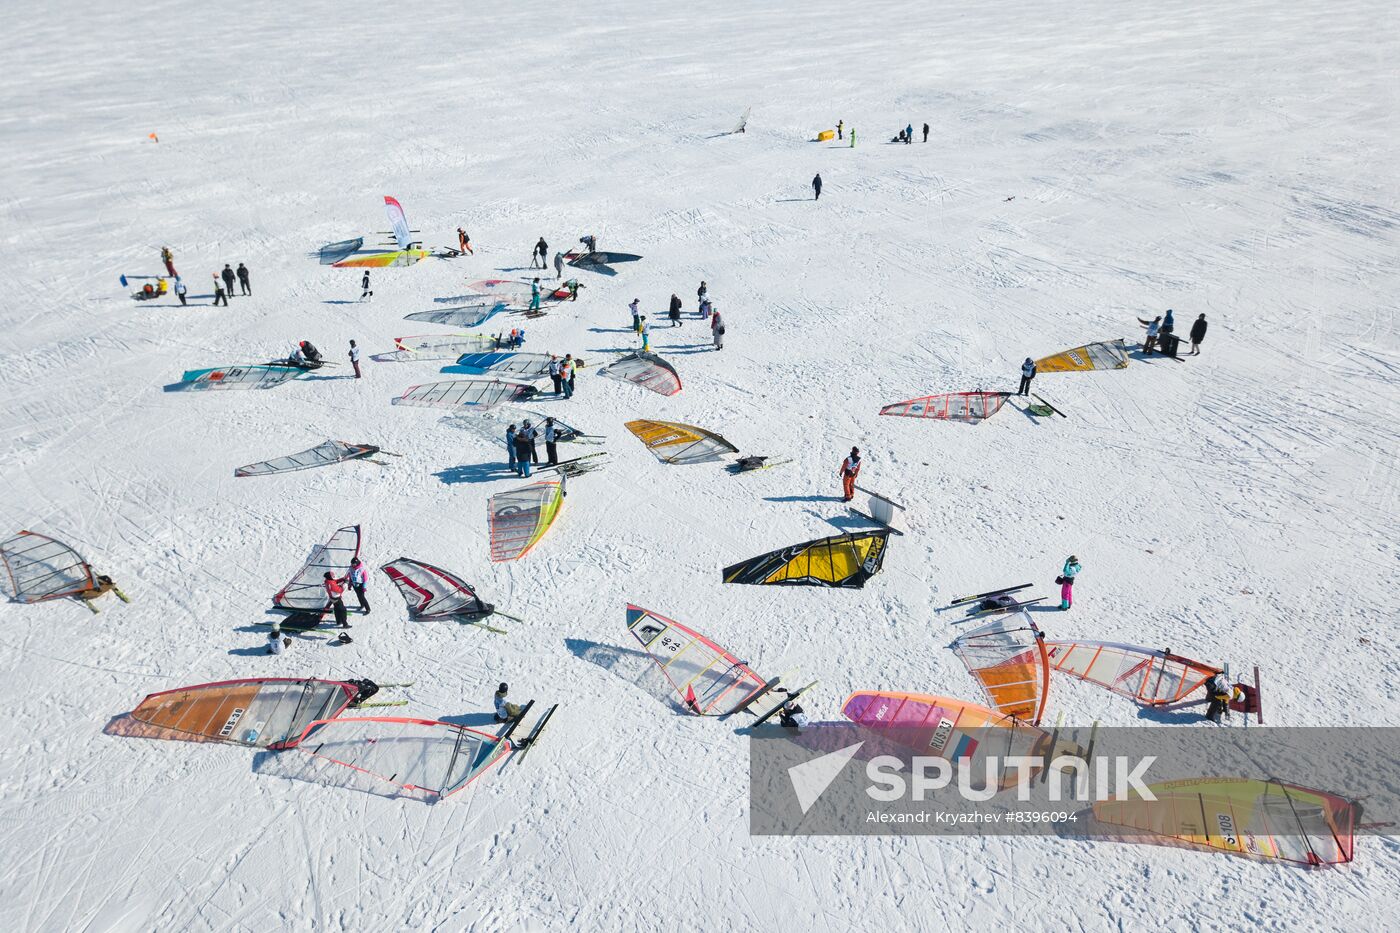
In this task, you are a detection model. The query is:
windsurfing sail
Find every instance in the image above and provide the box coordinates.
[273,525,361,610]
[384,195,413,249]
[129,678,358,749]
[1,530,98,603]
[950,610,1050,725]
[1035,339,1130,373]
[625,604,769,715]
[444,352,556,379]
[597,352,681,396]
[465,279,537,302]
[488,481,564,562]
[722,531,889,589]
[393,334,502,358]
[332,249,430,268]
[733,106,752,134]
[382,558,491,618]
[841,690,1064,790]
[1093,777,1357,866]
[318,237,364,265]
[446,408,597,447]
[404,303,506,327]
[879,391,1008,422]
[1043,640,1220,705]
[179,365,303,390]
[277,716,509,802]
[625,420,738,464]
[234,439,379,478]
[392,379,537,410]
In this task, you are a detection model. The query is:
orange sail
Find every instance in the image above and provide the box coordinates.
[1043,640,1219,705]
[951,611,1050,724]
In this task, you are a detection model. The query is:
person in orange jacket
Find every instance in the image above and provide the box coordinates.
[839,446,861,501]
[323,571,350,628]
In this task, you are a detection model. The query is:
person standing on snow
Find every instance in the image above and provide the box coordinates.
[712,309,725,350]
[905,123,913,145]
[1057,556,1082,610]
[544,417,559,465]
[1138,315,1162,354]
[221,264,237,298]
[529,278,542,311]
[1018,357,1036,396]
[494,683,522,723]
[174,277,187,306]
[668,293,682,327]
[630,298,642,332]
[521,419,539,465]
[457,228,473,255]
[923,122,930,142]
[813,173,823,200]
[850,128,856,148]
[236,263,251,295]
[513,426,534,478]
[837,119,844,140]
[506,423,519,474]
[839,447,862,502]
[553,251,565,279]
[548,355,563,395]
[347,557,370,613]
[1189,314,1208,355]
[360,271,372,301]
[697,281,708,306]
[212,273,229,307]
[532,237,548,268]
[161,246,178,277]
[324,571,350,628]
[561,354,575,399]
[640,316,651,352]
[348,339,362,379]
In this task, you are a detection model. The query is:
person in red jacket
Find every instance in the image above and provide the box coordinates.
[839,446,861,501]
[323,571,350,628]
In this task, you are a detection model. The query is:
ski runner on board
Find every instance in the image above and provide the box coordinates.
[840,447,862,502]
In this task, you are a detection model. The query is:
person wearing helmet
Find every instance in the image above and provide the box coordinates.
[266,620,288,655]
[494,683,522,723]
[1057,555,1082,610]
[840,447,862,502]
[1018,357,1036,395]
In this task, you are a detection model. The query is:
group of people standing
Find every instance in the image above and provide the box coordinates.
[157,247,250,308]
[630,282,725,351]
[1139,309,1209,357]
[506,417,567,475]
[547,354,579,398]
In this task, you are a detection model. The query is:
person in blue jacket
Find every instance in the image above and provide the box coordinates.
[506,424,519,474]
[1058,556,1082,610]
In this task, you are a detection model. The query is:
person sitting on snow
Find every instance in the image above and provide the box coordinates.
[494,683,523,723]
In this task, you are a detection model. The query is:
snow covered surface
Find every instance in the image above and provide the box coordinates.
[1,0,1397,929]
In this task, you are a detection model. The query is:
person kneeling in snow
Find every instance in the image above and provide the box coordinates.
[494,683,522,723]
[1204,671,1242,723]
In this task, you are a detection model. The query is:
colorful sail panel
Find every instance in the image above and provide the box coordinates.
[841,691,1061,790]
[597,352,682,396]
[625,605,769,715]
[129,678,358,749]
[319,237,365,265]
[381,558,490,618]
[722,531,889,589]
[950,611,1050,725]
[235,440,380,477]
[0,530,98,602]
[1043,640,1220,705]
[384,195,413,249]
[624,420,738,464]
[444,352,556,379]
[488,481,563,562]
[392,379,537,410]
[879,391,1008,422]
[273,525,362,611]
[1035,339,1130,373]
[332,249,430,268]
[179,365,303,390]
[283,716,509,802]
[1093,777,1356,865]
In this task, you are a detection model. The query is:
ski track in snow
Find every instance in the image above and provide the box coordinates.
[0,0,1397,929]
